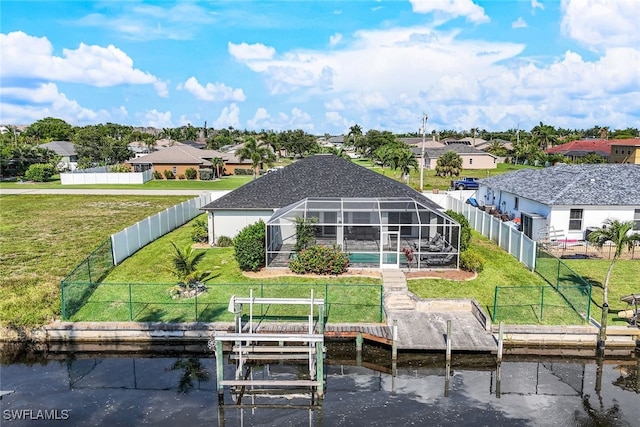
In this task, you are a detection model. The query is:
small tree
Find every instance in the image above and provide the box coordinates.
[294,216,318,252]
[587,219,640,352]
[24,163,55,182]
[234,220,266,271]
[185,167,197,180]
[165,242,212,287]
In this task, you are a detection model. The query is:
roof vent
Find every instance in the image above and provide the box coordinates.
[590,178,596,184]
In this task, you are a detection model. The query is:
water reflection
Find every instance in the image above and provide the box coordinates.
[0,342,638,426]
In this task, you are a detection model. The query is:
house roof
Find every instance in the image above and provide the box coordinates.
[127,145,248,166]
[609,139,640,147]
[479,164,640,206]
[425,143,497,158]
[201,154,443,211]
[40,140,76,157]
[545,139,616,156]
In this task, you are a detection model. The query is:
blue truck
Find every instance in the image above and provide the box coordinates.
[452,177,479,190]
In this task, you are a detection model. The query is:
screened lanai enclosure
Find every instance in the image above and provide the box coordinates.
[266,197,460,269]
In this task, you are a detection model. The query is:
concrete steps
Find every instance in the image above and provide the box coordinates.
[384,292,416,310]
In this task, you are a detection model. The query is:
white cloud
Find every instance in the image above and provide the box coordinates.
[0,32,167,96]
[143,109,173,128]
[531,0,544,10]
[178,77,246,102]
[228,42,276,60]
[247,107,271,129]
[329,33,343,47]
[410,0,489,24]
[0,82,100,124]
[324,98,345,111]
[512,17,527,29]
[213,103,241,129]
[561,0,639,50]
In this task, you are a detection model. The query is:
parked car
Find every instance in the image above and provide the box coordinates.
[452,177,479,190]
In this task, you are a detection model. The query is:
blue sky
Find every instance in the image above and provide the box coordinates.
[1,0,639,134]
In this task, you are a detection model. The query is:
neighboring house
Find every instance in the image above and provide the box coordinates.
[40,140,78,170]
[609,139,640,164]
[423,144,498,170]
[544,139,615,162]
[476,164,640,241]
[127,144,246,177]
[200,154,461,270]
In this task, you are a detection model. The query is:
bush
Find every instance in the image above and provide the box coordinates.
[234,168,254,175]
[445,210,471,252]
[185,168,197,180]
[460,250,484,273]
[199,168,213,180]
[25,163,55,182]
[178,174,186,180]
[109,163,131,173]
[153,170,163,180]
[289,245,349,275]
[233,220,266,271]
[190,219,208,243]
[217,236,233,247]
[163,170,175,179]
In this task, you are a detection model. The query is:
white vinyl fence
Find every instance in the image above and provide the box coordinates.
[61,168,153,185]
[111,193,213,264]
[444,194,537,270]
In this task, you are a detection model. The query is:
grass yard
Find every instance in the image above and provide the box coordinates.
[0,175,252,190]
[409,232,591,325]
[0,194,192,327]
[560,258,640,326]
[69,214,383,323]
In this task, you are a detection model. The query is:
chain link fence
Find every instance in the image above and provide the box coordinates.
[61,282,384,323]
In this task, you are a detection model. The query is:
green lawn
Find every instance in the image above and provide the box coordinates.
[68,215,383,323]
[0,194,192,327]
[0,175,252,190]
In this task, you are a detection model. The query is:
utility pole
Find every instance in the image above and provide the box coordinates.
[420,113,428,192]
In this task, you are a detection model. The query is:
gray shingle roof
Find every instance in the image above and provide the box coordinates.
[479,164,640,206]
[202,154,442,211]
[40,140,76,156]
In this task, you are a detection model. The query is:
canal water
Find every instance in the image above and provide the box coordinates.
[1,342,638,426]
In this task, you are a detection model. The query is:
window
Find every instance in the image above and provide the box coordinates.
[634,209,640,230]
[569,209,583,231]
[514,197,519,210]
[469,158,473,165]
[172,166,177,174]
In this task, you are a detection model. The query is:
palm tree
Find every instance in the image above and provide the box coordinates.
[235,137,275,179]
[435,150,463,177]
[394,148,418,181]
[165,242,213,287]
[587,219,640,351]
[211,157,225,178]
[531,122,557,150]
[347,124,363,149]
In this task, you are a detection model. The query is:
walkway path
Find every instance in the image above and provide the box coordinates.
[382,269,497,351]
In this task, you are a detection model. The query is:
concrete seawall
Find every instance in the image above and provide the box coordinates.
[1,322,638,352]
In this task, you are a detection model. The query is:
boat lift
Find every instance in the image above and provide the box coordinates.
[211,290,326,402]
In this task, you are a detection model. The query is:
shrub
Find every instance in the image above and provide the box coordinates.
[163,170,175,179]
[234,168,254,175]
[25,163,55,182]
[153,170,163,180]
[190,219,208,243]
[460,250,484,273]
[109,163,131,173]
[445,210,471,252]
[199,168,213,180]
[217,236,233,247]
[233,220,266,271]
[185,167,197,180]
[178,174,186,180]
[289,245,349,275]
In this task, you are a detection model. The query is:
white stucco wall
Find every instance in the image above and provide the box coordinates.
[208,210,274,245]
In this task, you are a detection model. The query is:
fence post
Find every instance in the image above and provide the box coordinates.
[128,283,133,321]
[492,287,499,322]
[540,286,545,321]
[587,284,592,322]
[379,285,384,322]
[87,258,92,284]
[195,288,198,321]
[61,282,66,320]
